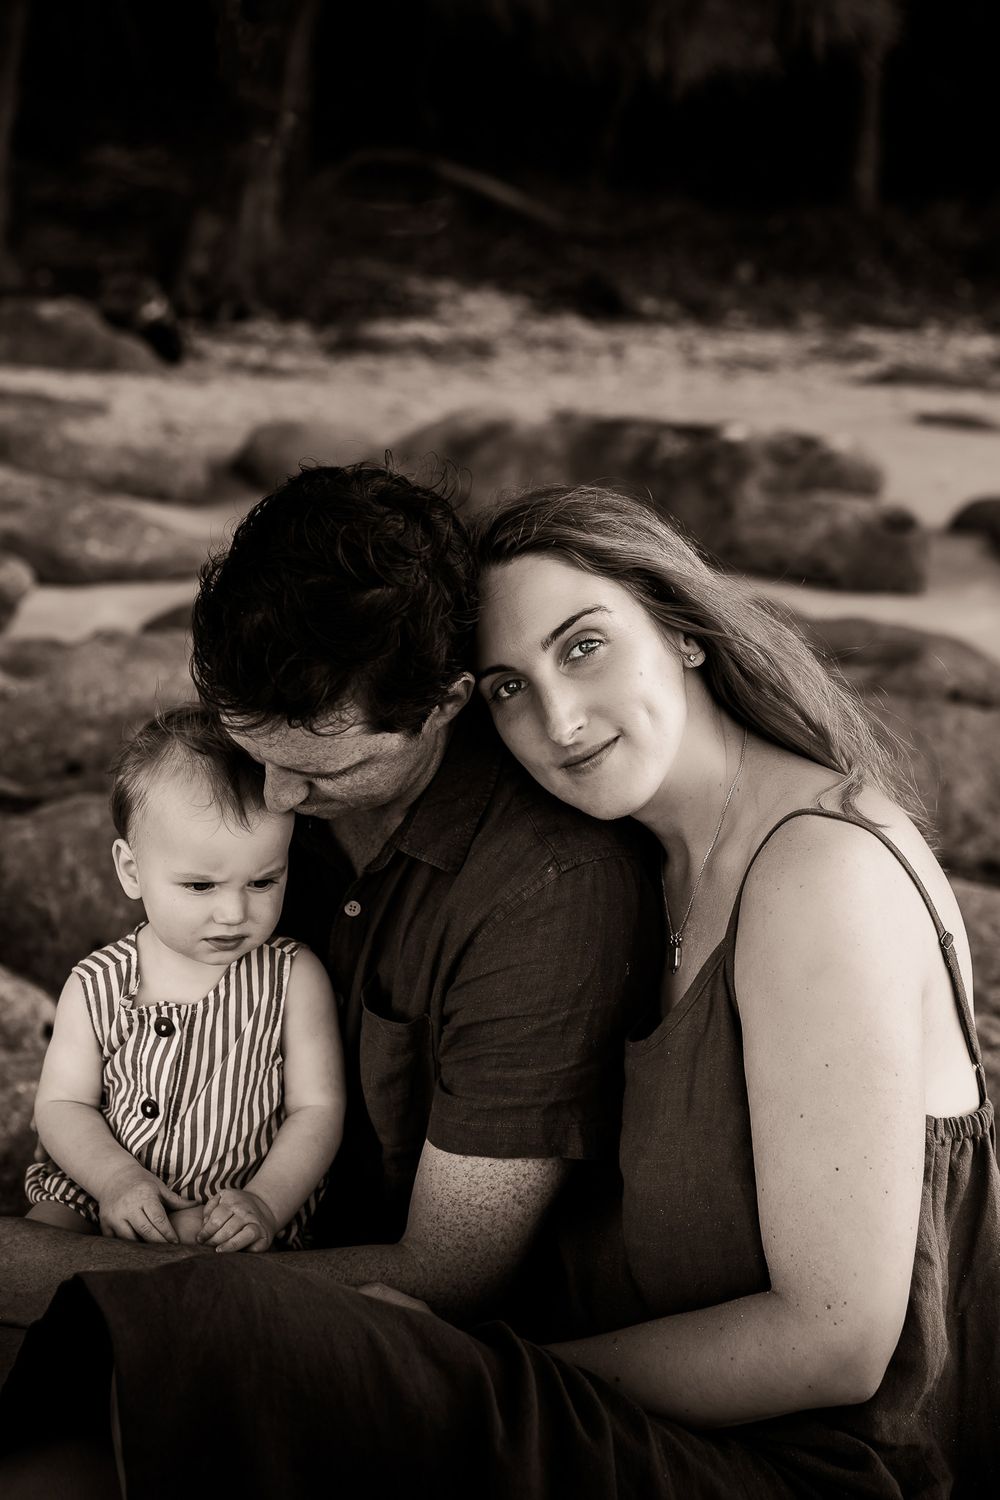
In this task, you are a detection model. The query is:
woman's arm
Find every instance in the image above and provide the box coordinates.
[33,974,189,1241]
[550,818,927,1426]
[198,947,345,1251]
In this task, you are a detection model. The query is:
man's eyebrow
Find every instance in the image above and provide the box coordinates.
[477,605,611,680]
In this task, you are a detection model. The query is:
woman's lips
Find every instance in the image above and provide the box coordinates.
[559,736,618,774]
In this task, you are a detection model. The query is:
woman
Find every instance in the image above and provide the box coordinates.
[2,485,998,1497]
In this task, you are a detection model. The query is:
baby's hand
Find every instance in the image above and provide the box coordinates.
[168,1204,207,1245]
[196,1188,277,1253]
[99,1166,191,1244]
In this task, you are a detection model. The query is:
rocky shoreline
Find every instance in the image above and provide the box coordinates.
[1,296,998,1211]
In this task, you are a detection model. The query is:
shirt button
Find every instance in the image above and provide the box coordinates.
[344,900,362,918]
[140,1099,159,1119]
[153,1017,175,1037]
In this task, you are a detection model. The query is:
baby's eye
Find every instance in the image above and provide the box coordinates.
[566,637,603,662]
[249,878,279,890]
[491,677,525,704]
[184,882,214,892]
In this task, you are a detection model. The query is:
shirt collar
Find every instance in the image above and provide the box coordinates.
[391,703,504,875]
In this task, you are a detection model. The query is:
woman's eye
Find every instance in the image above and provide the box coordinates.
[491,677,525,703]
[566,637,603,662]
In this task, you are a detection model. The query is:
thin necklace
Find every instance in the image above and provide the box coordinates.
[662,726,748,975]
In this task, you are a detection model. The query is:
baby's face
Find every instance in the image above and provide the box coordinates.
[119,773,294,969]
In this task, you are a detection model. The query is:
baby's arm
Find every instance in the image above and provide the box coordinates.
[33,974,190,1243]
[198,948,345,1253]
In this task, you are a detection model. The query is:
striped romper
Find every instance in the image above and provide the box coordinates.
[25,926,321,1248]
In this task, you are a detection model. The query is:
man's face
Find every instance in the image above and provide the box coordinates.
[223,710,451,822]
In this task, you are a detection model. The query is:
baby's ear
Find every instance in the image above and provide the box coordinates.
[112,838,142,901]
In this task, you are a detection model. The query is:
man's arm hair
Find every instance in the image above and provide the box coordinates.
[290,1141,567,1322]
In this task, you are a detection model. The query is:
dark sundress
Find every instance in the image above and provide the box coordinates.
[2,810,998,1499]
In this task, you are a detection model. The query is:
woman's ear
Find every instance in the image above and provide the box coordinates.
[680,636,705,668]
[423,673,475,731]
[112,838,142,901]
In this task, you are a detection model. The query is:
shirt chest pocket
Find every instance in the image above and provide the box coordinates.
[359,980,436,1154]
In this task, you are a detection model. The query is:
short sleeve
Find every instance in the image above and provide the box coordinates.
[427,854,662,1161]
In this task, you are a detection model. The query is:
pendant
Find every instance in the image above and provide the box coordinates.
[668,932,683,974]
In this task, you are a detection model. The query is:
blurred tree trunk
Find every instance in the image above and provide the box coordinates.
[0,0,29,285]
[852,37,886,213]
[216,0,321,313]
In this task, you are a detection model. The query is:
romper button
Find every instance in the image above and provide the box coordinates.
[140,1098,159,1119]
[154,1017,175,1037]
[344,900,362,918]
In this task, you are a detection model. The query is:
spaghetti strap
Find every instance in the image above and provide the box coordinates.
[728,808,987,1105]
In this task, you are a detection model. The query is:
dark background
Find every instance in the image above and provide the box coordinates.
[3,0,999,331]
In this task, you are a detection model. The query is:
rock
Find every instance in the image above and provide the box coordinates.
[0,418,217,504]
[0,551,34,628]
[232,420,382,493]
[914,410,1000,432]
[0,630,192,801]
[98,271,184,364]
[0,466,209,583]
[800,617,1000,706]
[0,295,158,373]
[0,797,139,995]
[0,966,57,1215]
[142,601,193,633]
[398,410,921,592]
[723,495,925,594]
[802,618,1000,884]
[866,696,1000,885]
[947,497,1000,556]
[952,879,1000,1108]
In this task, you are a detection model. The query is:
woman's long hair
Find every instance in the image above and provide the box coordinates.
[471,485,920,819]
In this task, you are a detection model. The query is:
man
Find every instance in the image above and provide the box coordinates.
[191,461,661,1321]
[0,462,659,1346]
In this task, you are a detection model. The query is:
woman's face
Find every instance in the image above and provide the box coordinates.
[477,555,692,821]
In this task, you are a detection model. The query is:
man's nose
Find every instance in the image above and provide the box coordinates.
[264,764,309,814]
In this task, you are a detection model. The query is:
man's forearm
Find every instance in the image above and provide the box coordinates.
[289,1239,473,1320]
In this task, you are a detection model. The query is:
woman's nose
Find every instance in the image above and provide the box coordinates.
[541,689,585,747]
[264,764,309,814]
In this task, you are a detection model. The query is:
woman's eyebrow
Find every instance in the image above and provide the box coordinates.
[540,605,610,651]
[477,606,611,680]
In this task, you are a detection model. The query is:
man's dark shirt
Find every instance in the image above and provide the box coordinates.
[280,705,663,1249]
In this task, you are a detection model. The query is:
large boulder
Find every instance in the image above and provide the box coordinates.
[0,419,217,504]
[799,617,1000,706]
[948,496,1000,557]
[0,551,34,629]
[397,410,923,592]
[0,296,158,373]
[952,879,1000,1108]
[232,420,382,492]
[0,797,139,995]
[0,466,210,583]
[0,966,57,1215]
[0,630,192,801]
[870,696,1000,885]
[802,618,1000,884]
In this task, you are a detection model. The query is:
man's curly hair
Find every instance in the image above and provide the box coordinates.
[191,463,478,735]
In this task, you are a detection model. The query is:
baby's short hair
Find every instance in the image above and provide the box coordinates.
[110,704,268,842]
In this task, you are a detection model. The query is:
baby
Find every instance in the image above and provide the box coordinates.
[25,704,345,1253]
